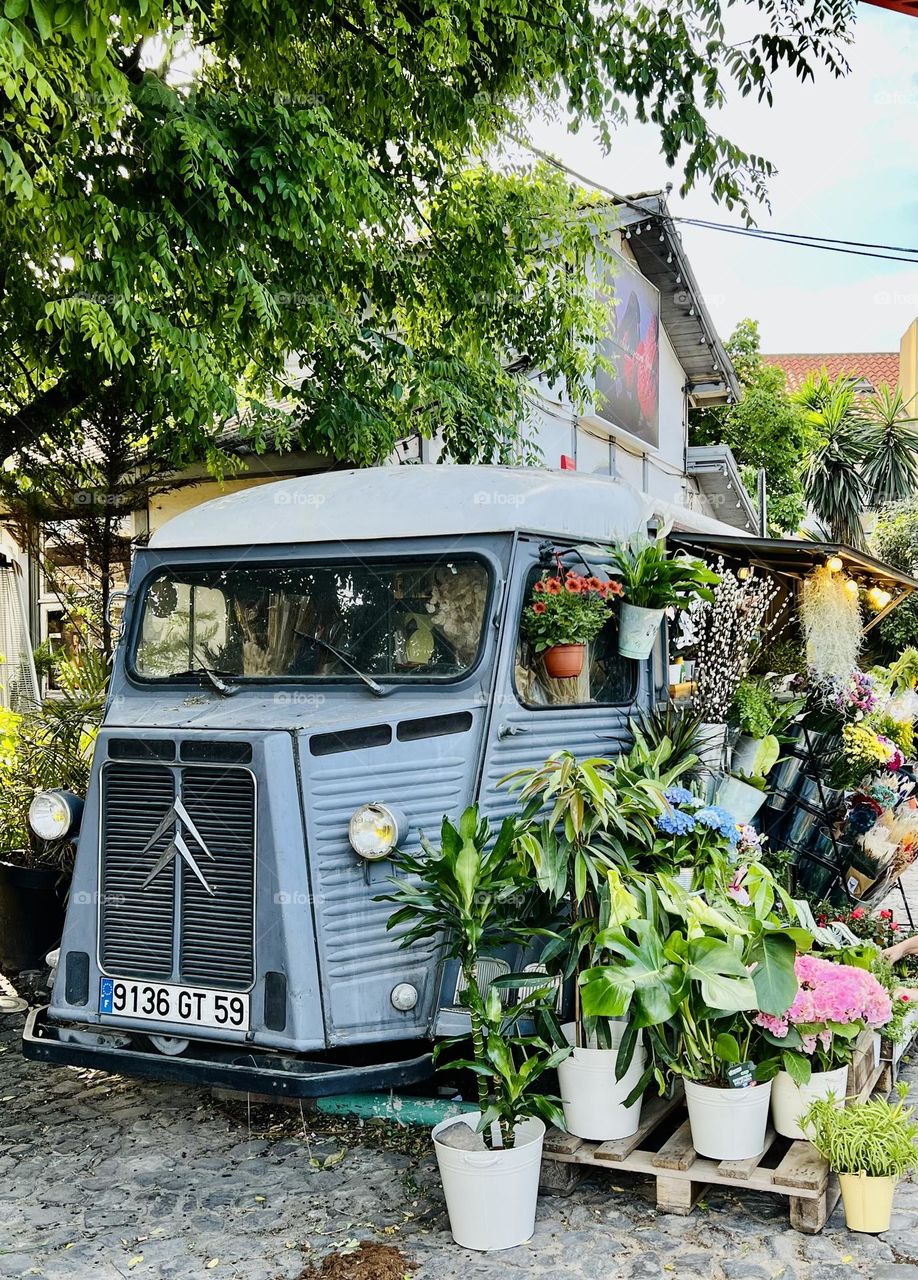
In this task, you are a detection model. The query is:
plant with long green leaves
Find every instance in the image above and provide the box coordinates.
[860,386,918,508]
[579,862,804,1095]
[604,537,720,611]
[803,1085,918,1179]
[798,373,871,549]
[379,806,565,1148]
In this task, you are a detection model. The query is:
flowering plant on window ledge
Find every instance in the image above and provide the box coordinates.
[521,572,619,653]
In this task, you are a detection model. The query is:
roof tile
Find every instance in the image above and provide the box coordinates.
[762,352,900,393]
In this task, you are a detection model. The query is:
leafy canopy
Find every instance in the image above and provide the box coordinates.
[1,0,858,471]
[690,319,816,535]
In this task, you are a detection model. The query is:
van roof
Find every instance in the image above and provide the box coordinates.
[148,464,728,549]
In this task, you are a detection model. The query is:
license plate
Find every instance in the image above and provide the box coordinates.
[99,977,249,1031]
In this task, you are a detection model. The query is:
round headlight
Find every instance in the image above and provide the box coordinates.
[348,803,401,861]
[28,790,78,841]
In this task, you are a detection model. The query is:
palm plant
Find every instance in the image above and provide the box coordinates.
[798,372,870,548]
[0,650,108,866]
[860,385,918,507]
[380,807,567,1148]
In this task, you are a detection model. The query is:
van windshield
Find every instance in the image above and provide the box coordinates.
[133,558,490,682]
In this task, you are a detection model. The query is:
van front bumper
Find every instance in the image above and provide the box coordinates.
[23,1006,434,1097]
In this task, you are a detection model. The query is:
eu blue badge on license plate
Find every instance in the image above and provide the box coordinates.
[99,977,115,1013]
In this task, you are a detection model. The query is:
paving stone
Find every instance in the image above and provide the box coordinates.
[873,1268,918,1279]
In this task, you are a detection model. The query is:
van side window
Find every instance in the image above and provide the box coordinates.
[514,568,637,708]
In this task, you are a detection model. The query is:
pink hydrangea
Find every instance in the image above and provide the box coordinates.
[755,953,891,1051]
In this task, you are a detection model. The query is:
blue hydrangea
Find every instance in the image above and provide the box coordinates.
[656,810,696,836]
[693,805,740,844]
[663,785,695,807]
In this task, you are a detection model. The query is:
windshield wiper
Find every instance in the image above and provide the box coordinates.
[299,634,394,698]
[172,664,239,697]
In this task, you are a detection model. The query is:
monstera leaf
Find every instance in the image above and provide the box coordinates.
[582,918,686,1027]
[683,936,758,1013]
[748,931,798,1016]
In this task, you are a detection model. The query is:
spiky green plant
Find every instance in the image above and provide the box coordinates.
[798,373,870,549]
[803,1086,918,1178]
[861,386,918,507]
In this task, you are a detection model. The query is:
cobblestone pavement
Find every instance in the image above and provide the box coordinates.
[3,1014,918,1280]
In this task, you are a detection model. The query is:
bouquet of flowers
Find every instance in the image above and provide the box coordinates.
[823,670,880,722]
[841,723,905,784]
[756,954,891,1081]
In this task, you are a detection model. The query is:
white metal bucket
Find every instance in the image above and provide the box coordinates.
[696,722,728,770]
[618,604,665,659]
[431,1113,545,1251]
[557,1022,645,1141]
[730,734,760,776]
[715,775,766,825]
[771,1065,848,1141]
[684,1079,772,1160]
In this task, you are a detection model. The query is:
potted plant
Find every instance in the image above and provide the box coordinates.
[580,864,799,1162]
[691,560,780,769]
[715,768,772,826]
[645,786,741,890]
[756,953,892,1141]
[0,654,105,973]
[507,753,667,1141]
[381,806,567,1252]
[605,536,719,661]
[521,570,618,678]
[803,1086,918,1233]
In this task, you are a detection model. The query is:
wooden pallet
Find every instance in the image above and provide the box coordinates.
[541,1030,885,1232]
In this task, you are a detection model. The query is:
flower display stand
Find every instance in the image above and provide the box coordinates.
[540,1031,884,1232]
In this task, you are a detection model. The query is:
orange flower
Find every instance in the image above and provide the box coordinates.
[565,578,582,593]
[533,579,546,593]
[532,601,547,615]
[545,578,562,595]
[585,577,605,592]
[605,580,623,597]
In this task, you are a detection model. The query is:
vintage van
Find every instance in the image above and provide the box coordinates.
[22,465,720,1095]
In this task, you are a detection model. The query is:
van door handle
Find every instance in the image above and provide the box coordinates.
[497,723,530,741]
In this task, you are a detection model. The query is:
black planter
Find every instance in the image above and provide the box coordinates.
[0,860,68,975]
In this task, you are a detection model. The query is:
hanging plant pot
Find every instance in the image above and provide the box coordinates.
[0,860,68,974]
[770,1065,848,1141]
[543,644,584,679]
[618,604,665,659]
[684,1079,772,1161]
[557,1022,646,1141]
[431,1113,545,1251]
[715,775,767,826]
[838,1171,897,1233]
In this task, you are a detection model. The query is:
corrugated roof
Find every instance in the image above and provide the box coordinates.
[762,352,900,394]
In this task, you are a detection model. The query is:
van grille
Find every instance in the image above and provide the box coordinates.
[100,760,255,991]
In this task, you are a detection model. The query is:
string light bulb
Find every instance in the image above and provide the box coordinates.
[844,579,860,596]
[826,555,843,573]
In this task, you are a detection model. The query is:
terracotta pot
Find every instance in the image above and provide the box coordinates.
[543,644,585,678]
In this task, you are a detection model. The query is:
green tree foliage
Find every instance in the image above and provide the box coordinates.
[690,320,814,535]
[1,0,858,472]
[872,502,918,657]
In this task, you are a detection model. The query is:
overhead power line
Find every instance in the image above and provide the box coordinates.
[516,141,918,265]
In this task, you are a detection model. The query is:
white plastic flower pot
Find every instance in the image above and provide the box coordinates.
[618,603,665,659]
[557,1022,646,1141]
[715,775,766,825]
[770,1064,848,1141]
[431,1113,545,1252]
[684,1079,772,1161]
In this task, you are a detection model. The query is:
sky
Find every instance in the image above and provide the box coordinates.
[526,4,918,355]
